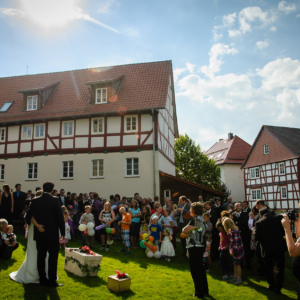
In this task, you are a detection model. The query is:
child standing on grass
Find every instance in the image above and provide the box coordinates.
[119,207,131,255]
[60,211,71,249]
[216,220,233,280]
[222,217,244,285]
[203,233,211,272]
[81,205,95,249]
[160,228,175,262]
[149,216,162,250]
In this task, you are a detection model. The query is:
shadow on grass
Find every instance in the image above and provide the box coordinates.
[109,289,136,299]
[65,270,107,287]
[0,258,17,271]
[24,283,60,300]
[207,256,298,299]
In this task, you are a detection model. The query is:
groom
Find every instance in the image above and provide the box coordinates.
[26,181,65,287]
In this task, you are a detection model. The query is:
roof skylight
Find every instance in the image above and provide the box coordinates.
[217,152,224,158]
[0,101,13,112]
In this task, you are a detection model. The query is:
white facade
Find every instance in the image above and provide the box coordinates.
[220,164,245,202]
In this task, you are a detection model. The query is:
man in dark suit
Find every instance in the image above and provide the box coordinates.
[26,181,65,287]
[255,207,287,294]
[232,202,251,269]
[177,196,191,256]
[214,198,224,219]
[242,200,251,214]
[58,189,69,207]
[13,184,27,220]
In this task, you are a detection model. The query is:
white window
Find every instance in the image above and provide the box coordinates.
[62,121,74,137]
[0,128,5,142]
[27,95,38,111]
[250,167,260,179]
[34,124,45,139]
[22,125,33,139]
[125,116,137,132]
[126,158,139,177]
[0,164,4,180]
[0,101,13,112]
[62,161,74,179]
[91,159,104,178]
[27,163,38,180]
[264,144,269,154]
[95,88,107,104]
[281,187,287,199]
[92,118,104,134]
[279,162,285,175]
[252,189,261,200]
[164,190,171,199]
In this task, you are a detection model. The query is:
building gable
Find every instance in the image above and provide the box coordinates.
[243,127,297,169]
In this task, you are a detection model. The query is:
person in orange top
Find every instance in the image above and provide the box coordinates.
[118,207,131,254]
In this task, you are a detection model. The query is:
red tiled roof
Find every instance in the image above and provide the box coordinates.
[241,125,300,169]
[0,61,173,123]
[205,136,251,165]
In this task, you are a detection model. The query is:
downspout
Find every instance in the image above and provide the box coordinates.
[152,109,156,199]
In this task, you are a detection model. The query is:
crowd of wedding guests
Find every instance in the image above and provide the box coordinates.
[0,183,298,297]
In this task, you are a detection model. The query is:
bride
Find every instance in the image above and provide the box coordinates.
[9,192,53,284]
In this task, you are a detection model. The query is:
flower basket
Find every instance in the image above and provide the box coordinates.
[64,248,102,277]
[107,274,131,293]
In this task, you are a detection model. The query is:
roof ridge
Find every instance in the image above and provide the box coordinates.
[0,60,172,80]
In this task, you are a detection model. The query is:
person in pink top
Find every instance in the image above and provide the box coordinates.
[216,220,233,280]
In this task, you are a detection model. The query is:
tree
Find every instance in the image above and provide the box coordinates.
[175,134,222,191]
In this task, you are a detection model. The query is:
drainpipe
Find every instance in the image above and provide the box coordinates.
[152,109,156,199]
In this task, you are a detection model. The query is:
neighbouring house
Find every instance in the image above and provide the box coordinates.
[241,125,300,210]
[0,61,180,199]
[205,133,251,202]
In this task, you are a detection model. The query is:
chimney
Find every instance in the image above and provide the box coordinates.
[228,132,233,141]
[219,139,224,142]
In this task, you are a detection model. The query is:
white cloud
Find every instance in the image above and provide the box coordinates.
[175,45,300,149]
[256,40,269,49]
[200,43,238,78]
[173,62,196,82]
[222,13,237,27]
[270,26,277,31]
[0,7,25,17]
[296,14,300,18]
[238,6,277,34]
[228,29,241,37]
[278,1,296,14]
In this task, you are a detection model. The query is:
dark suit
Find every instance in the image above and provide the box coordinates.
[58,195,69,207]
[26,193,65,285]
[177,202,191,256]
[13,191,27,220]
[214,205,224,220]
[208,209,219,260]
[255,214,287,291]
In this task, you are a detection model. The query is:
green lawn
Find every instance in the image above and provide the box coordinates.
[0,236,298,300]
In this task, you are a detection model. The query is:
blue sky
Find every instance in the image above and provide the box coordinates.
[0,0,300,150]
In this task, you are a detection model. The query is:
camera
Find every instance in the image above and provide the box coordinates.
[287,209,299,222]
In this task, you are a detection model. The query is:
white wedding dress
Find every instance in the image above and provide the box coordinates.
[9,224,50,284]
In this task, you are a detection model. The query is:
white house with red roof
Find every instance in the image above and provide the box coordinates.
[205,133,251,202]
[0,61,179,198]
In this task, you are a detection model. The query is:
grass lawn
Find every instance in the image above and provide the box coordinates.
[0,235,298,300]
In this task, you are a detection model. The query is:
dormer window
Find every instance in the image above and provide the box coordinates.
[27,95,38,111]
[95,88,107,104]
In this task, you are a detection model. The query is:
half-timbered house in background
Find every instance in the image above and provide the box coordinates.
[205,133,251,202]
[241,125,300,210]
[0,61,180,199]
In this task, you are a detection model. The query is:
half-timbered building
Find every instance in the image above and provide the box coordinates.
[0,61,179,198]
[241,125,300,210]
